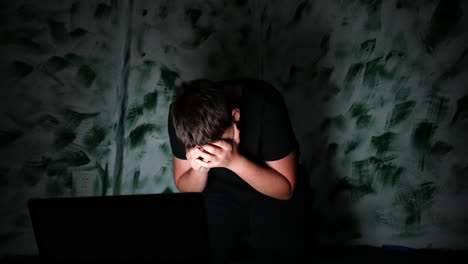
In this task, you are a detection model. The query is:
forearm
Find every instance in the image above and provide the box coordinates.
[229,156,293,200]
[175,169,209,193]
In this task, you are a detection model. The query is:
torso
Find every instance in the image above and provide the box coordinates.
[205,79,267,201]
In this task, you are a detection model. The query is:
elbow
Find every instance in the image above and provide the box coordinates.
[174,178,180,191]
[278,194,292,201]
[265,187,293,200]
[276,192,293,200]
[175,180,188,193]
[279,190,294,200]
[276,183,295,200]
[174,176,185,193]
[278,173,296,200]
[175,185,184,193]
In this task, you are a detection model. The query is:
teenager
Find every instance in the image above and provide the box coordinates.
[168,78,314,263]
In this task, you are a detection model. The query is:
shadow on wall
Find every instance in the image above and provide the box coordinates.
[259,0,361,246]
[175,0,263,82]
[261,0,468,249]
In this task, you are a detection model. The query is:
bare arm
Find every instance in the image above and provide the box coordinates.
[195,123,296,200]
[172,148,210,192]
[196,148,296,200]
[231,151,296,200]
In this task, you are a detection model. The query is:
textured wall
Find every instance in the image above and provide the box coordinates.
[0,0,467,257]
[260,0,468,249]
[0,0,126,254]
[0,0,262,256]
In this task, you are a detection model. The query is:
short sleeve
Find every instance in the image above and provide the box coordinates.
[260,86,297,161]
[167,104,187,160]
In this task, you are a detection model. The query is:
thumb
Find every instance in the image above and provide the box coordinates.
[233,122,240,145]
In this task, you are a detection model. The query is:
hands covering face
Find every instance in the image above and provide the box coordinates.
[186,123,240,171]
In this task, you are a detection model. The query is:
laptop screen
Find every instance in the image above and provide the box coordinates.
[28,192,210,263]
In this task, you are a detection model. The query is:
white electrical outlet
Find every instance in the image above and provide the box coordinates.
[73,171,95,196]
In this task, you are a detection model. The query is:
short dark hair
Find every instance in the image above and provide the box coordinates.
[170,79,233,149]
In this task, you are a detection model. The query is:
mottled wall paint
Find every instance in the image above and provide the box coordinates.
[260,0,468,249]
[0,0,127,254]
[0,0,263,256]
[0,0,467,257]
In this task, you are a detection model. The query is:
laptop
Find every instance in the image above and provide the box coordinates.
[27,192,211,263]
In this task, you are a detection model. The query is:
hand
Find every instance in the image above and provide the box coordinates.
[195,123,241,169]
[186,147,210,174]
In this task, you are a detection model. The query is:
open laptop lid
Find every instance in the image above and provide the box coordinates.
[28,192,210,263]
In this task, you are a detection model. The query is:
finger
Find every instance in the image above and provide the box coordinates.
[197,149,215,162]
[186,148,197,160]
[233,122,240,144]
[200,144,222,156]
[211,140,230,150]
[185,149,192,160]
[189,147,204,159]
[195,158,212,168]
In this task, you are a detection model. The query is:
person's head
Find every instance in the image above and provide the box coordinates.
[170,79,239,149]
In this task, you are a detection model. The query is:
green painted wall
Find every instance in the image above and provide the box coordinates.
[0,0,467,256]
[260,0,468,249]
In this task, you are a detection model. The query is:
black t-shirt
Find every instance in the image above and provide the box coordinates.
[167,78,298,200]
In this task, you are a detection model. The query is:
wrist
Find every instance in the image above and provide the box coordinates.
[191,167,209,176]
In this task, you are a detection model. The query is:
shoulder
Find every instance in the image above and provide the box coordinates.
[249,79,285,106]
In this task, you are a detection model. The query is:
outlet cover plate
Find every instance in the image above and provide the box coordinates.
[72,171,95,196]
